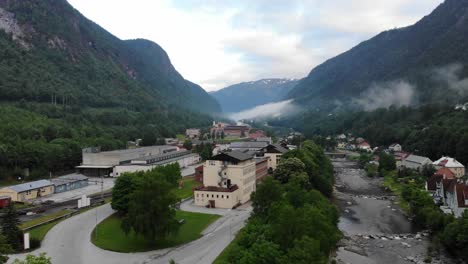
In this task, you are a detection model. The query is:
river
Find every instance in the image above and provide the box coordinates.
[332,159,453,264]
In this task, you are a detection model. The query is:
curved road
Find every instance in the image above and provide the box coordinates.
[9,200,251,264]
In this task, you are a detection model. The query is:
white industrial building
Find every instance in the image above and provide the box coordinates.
[112,150,200,177]
[76,145,179,176]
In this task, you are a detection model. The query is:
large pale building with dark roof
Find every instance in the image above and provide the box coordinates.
[194,151,256,209]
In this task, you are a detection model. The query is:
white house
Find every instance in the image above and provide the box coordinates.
[388,143,402,152]
[432,157,465,178]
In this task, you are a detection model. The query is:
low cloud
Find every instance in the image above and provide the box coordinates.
[229,99,299,121]
[432,63,468,96]
[354,81,416,111]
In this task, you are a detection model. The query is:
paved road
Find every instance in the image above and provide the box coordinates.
[9,199,251,264]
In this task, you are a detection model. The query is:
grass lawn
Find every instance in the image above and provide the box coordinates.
[28,221,57,241]
[91,210,221,252]
[175,177,201,200]
[176,134,186,141]
[20,209,73,229]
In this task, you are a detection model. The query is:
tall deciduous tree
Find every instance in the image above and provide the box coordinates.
[111,173,136,215]
[121,175,179,240]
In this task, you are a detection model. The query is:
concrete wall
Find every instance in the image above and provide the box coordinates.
[194,189,240,209]
[113,154,200,177]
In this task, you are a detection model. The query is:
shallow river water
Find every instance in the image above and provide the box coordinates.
[332,159,453,264]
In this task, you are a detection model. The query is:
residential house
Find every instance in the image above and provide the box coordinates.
[336,134,347,140]
[194,151,256,209]
[389,143,402,152]
[445,182,468,218]
[432,157,465,178]
[51,174,89,193]
[357,141,371,151]
[0,180,54,202]
[401,154,432,171]
[186,128,201,139]
[394,152,410,167]
[426,168,456,204]
[262,144,289,170]
[249,130,266,140]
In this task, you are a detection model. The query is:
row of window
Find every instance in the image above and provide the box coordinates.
[196,193,230,199]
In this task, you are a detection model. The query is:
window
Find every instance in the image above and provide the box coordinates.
[212,194,214,198]
[201,194,204,197]
[226,195,229,199]
[209,161,216,166]
[196,194,199,197]
[217,195,219,198]
[222,195,224,199]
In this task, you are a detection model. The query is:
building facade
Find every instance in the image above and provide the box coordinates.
[51,174,89,193]
[433,157,465,178]
[194,151,256,209]
[262,144,289,170]
[0,180,54,202]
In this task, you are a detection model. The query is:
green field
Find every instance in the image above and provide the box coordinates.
[175,177,201,200]
[91,210,221,252]
[28,221,57,241]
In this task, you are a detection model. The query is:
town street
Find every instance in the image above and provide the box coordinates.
[9,199,252,264]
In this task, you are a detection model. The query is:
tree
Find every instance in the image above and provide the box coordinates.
[121,175,179,240]
[252,177,283,217]
[183,140,192,150]
[221,131,225,139]
[273,158,307,184]
[0,203,22,252]
[12,253,51,264]
[379,152,396,172]
[111,173,136,214]
[421,164,436,178]
[0,232,12,264]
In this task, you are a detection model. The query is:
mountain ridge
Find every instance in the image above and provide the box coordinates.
[0,0,221,113]
[211,78,298,113]
[287,0,468,110]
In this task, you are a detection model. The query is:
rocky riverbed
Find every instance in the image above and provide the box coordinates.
[332,159,454,264]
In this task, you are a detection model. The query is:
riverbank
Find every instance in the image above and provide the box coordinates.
[332,159,452,264]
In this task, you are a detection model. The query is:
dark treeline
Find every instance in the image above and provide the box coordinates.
[216,141,340,264]
[0,103,212,182]
[272,104,468,165]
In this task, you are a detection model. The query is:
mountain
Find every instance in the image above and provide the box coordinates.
[0,0,220,113]
[288,0,468,110]
[211,78,298,112]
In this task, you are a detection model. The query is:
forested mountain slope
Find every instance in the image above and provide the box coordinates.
[0,0,220,113]
[288,0,468,110]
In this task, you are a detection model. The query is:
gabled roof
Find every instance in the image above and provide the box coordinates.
[6,180,53,193]
[211,151,253,162]
[434,168,455,179]
[433,157,465,168]
[404,154,432,164]
[263,144,288,154]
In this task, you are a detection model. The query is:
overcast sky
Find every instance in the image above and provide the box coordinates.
[67,0,443,91]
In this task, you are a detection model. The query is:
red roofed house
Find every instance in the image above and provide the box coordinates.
[249,130,266,140]
[357,141,371,152]
[433,157,465,178]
